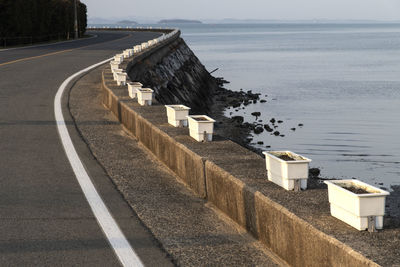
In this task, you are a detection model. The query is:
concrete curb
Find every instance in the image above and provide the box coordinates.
[100,30,380,266]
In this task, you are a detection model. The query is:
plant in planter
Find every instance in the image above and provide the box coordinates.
[262,151,312,191]
[324,179,390,231]
[115,72,128,86]
[127,82,143,99]
[165,105,191,127]
[187,115,216,142]
[137,88,154,106]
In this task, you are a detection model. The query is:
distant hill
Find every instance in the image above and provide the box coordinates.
[117,20,138,25]
[158,19,202,24]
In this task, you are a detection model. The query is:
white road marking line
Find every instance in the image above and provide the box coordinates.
[54,58,144,267]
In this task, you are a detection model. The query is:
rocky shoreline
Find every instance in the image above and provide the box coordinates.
[208,75,400,221]
[207,76,324,189]
[126,35,398,221]
[209,77,303,152]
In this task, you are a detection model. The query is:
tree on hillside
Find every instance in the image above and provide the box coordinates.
[0,0,87,46]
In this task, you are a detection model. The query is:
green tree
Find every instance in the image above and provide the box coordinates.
[0,0,87,45]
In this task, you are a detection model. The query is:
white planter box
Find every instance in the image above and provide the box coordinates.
[127,82,143,98]
[110,61,120,71]
[187,115,215,142]
[141,43,148,50]
[112,68,122,74]
[262,151,311,191]
[137,88,154,106]
[324,179,390,231]
[123,49,133,57]
[112,69,123,81]
[114,54,123,63]
[115,72,128,86]
[165,105,191,127]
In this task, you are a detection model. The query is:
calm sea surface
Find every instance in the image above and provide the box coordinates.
[98,23,400,189]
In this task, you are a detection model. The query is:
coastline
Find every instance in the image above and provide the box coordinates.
[208,75,400,220]
[122,30,400,224]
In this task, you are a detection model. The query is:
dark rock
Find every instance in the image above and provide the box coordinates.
[273,131,280,136]
[265,145,271,148]
[232,103,240,108]
[257,141,264,145]
[280,135,285,137]
[260,99,267,103]
[215,77,230,86]
[277,120,283,123]
[263,124,273,132]
[298,123,304,127]
[254,126,264,134]
[309,168,321,178]
[251,112,261,117]
[270,118,276,124]
[231,116,244,124]
[258,120,263,122]
[229,100,240,108]
[290,128,296,131]
[243,122,256,130]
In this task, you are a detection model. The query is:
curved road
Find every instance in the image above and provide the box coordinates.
[0,31,172,266]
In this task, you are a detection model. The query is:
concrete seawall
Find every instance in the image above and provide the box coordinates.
[99,29,398,266]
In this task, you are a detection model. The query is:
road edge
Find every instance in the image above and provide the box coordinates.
[54,58,144,267]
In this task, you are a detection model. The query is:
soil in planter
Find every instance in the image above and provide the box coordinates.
[193,117,209,121]
[173,107,187,111]
[342,186,371,194]
[278,154,296,161]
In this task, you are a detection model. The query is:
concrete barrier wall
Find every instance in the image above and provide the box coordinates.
[205,160,377,266]
[99,29,380,267]
[102,70,207,198]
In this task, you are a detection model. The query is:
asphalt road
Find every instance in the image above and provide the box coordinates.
[0,31,173,266]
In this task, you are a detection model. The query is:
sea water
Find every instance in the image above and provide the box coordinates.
[100,23,400,189]
[182,23,400,190]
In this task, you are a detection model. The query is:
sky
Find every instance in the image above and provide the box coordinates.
[81,0,400,22]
